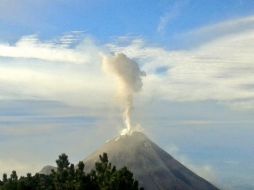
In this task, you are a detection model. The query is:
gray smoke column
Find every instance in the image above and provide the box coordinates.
[102,53,146,135]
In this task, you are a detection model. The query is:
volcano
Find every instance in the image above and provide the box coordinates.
[83,132,219,190]
[40,132,219,190]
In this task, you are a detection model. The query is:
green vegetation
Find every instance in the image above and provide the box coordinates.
[0,153,143,190]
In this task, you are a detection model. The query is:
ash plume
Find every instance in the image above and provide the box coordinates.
[102,53,146,135]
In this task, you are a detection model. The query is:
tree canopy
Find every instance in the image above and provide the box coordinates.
[0,153,143,190]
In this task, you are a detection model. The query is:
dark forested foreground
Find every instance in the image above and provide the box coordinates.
[0,153,144,190]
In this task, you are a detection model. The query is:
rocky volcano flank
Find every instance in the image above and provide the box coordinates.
[83,132,219,190]
[40,132,219,190]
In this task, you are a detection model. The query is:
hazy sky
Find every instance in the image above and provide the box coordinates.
[0,0,254,189]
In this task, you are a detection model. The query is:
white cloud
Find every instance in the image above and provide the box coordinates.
[0,35,98,64]
[108,16,254,110]
[157,1,188,34]
[178,15,254,48]
[0,35,116,108]
[157,2,181,33]
[188,15,254,38]
[1,15,254,111]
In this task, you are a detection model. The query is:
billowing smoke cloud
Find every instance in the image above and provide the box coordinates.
[102,53,146,135]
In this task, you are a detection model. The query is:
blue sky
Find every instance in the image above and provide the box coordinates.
[1,0,254,189]
[2,0,254,44]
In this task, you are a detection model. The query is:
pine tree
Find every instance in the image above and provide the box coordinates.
[0,153,144,190]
